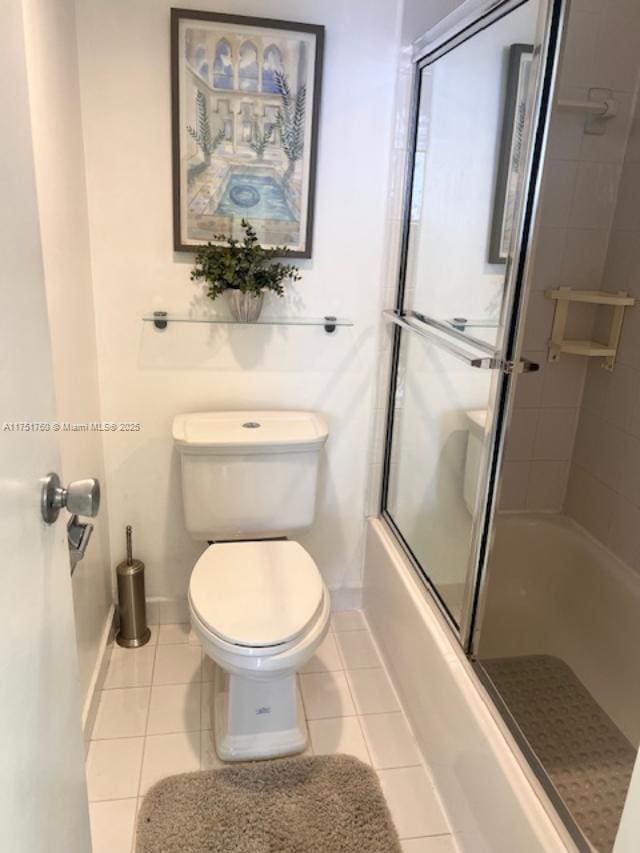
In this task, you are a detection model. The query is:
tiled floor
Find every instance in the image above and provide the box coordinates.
[87,611,456,852]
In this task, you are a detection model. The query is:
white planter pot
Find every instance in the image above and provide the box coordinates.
[225,290,264,322]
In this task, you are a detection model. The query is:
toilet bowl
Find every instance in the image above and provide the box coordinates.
[173,410,330,761]
[189,539,330,761]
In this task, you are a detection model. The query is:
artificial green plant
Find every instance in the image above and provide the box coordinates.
[191,219,301,300]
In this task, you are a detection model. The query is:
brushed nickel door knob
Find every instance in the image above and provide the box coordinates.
[41,472,101,524]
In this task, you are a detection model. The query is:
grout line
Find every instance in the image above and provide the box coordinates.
[108,679,215,689]
[89,793,143,804]
[332,632,346,670]
[90,795,138,804]
[135,644,158,801]
[304,713,359,721]
[304,710,422,772]
[296,672,309,721]
[400,832,453,841]
[92,732,149,742]
[85,635,116,743]
[357,708,404,717]
[353,713,373,766]
[295,676,314,757]
[300,665,345,675]
[374,760,428,773]
[131,788,143,853]
[341,660,361,718]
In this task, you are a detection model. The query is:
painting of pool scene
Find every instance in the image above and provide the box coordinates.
[173,12,323,257]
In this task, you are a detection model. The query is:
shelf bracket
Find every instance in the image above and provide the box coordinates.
[153,310,168,330]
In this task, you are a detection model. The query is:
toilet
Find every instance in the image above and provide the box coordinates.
[172,410,330,761]
[463,409,487,514]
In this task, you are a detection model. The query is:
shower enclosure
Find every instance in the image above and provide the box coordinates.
[380,0,640,849]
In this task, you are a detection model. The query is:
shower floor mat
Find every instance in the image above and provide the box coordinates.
[136,753,401,853]
[482,654,635,852]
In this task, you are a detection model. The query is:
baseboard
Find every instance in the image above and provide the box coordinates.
[82,603,115,747]
[329,586,362,611]
[146,597,189,625]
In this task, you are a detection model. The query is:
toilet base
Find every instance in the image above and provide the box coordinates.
[211,666,308,761]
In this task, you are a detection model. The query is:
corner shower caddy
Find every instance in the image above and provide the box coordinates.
[546,287,635,371]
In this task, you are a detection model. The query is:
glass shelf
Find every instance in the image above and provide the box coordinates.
[142,312,353,334]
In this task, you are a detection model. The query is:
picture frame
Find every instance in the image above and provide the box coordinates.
[171,9,324,258]
[489,43,534,265]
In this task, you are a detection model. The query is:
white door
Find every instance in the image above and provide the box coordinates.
[0,3,92,852]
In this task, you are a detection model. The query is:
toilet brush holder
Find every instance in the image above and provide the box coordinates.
[116,525,151,648]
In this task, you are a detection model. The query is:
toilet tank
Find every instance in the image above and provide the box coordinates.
[172,411,329,541]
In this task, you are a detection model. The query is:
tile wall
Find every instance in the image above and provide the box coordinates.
[565,76,640,567]
[501,0,640,511]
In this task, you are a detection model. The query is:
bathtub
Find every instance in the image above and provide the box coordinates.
[363,518,575,853]
[478,513,640,746]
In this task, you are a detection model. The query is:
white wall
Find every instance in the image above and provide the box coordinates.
[75,0,401,600]
[401,0,466,47]
[22,0,113,719]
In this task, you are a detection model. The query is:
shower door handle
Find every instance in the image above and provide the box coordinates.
[384,311,499,368]
[511,358,540,374]
[383,312,539,375]
[468,357,540,372]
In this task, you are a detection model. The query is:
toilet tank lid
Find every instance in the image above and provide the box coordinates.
[465,409,487,433]
[172,410,329,450]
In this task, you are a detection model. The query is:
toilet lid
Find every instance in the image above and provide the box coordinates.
[189,541,323,647]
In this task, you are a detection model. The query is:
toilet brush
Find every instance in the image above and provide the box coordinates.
[116,525,151,648]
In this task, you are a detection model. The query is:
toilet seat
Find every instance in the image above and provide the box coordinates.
[189,540,324,651]
[189,589,329,665]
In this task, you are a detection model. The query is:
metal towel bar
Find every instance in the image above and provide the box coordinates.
[383,311,500,369]
[383,311,539,375]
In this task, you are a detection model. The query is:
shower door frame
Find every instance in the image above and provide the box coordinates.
[380,0,566,651]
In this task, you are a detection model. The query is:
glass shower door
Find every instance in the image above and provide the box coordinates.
[384,320,502,624]
[382,0,563,640]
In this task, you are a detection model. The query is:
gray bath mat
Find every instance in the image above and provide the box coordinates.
[483,654,635,852]
[137,754,402,853]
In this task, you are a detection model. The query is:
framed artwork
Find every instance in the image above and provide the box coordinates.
[489,43,534,264]
[171,9,324,258]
